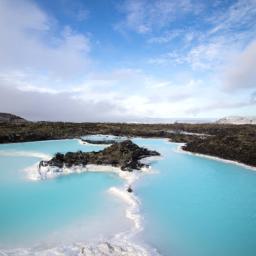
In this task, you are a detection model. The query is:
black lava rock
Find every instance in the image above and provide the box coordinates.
[40,140,160,172]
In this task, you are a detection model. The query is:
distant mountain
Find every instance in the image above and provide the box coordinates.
[216,116,256,125]
[0,113,28,123]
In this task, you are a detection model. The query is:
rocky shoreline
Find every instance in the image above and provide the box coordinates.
[0,114,255,167]
[182,134,256,167]
[39,140,160,172]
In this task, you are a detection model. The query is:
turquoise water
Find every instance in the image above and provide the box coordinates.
[133,138,256,256]
[1,138,256,256]
[0,139,129,248]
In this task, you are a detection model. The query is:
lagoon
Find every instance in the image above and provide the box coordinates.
[0,138,256,256]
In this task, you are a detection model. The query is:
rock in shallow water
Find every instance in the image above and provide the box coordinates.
[127,186,133,193]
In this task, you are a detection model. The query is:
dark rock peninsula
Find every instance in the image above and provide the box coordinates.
[40,140,160,172]
[182,134,256,167]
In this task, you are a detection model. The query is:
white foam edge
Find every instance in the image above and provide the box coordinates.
[0,238,152,256]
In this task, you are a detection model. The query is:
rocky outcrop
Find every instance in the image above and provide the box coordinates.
[40,140,160,172]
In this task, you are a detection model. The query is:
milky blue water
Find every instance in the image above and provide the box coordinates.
[133,138,256,256]
[0,138,256,256]
[0,139,129,248]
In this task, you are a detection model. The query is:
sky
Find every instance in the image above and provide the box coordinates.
[0,0,255,122]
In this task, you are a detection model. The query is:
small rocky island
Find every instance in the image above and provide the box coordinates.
[40,140,160,172]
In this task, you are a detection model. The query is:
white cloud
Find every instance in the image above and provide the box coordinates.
[223,41,256,90]
[185,39,229,70]
[0,82,126,122]
[0,0,90,80]
[0,63,217,120]
[1,60,253,120]
[186,97,256,116]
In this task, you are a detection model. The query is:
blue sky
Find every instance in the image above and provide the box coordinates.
[0,0,255,121]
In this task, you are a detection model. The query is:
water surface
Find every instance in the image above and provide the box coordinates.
[134,138,256,256]
[1,138,256,256]
[0,139,129,248]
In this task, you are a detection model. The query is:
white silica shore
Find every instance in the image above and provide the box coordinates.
[0,239,151,256]
[109,186,141,233]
